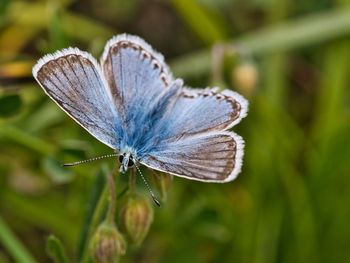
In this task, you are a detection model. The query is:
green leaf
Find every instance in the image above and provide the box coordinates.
[46,235,69,263]
[42,156,74,184]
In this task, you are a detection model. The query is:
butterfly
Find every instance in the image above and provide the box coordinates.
[33,34,248,199]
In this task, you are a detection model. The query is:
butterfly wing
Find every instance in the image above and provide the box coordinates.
[101,34,172,120]
[141,132,244,182]
[33,48,120,149]
[162,88,248,141]
[100,34,185,150]
[141,89,248,182]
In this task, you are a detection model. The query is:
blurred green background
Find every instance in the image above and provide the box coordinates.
[1,0,350,262]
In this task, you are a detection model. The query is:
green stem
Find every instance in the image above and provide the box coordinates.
[81,170,119,263]
[105,172,117,224]
[129,168,136,193]
[81,184,109,263]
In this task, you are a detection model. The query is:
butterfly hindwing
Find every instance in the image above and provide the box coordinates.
[141,131,244,182]
[33,48,121,149]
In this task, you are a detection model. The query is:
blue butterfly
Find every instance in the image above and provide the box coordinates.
[33,34,248,191]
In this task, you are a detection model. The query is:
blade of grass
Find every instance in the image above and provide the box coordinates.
[0,217,38,263]
[261,0,290,108]
[0,0,72,61]
[253,200,283,263]
[170,7,350,78]
[2,191,79,247]
[307,39,350,179]
[0,124,56,156]
[310,41,350,144]
[0,0,113,61]
[171,0,229,45]
[47,1,69,51]
[253,3,290,261]
[62,12,115,45]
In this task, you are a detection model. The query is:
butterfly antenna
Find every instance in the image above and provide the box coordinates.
[61,154,119,167]
[134,162,161,207]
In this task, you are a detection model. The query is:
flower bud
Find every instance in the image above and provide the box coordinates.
[91,221,126,263]
[149,170,173,202]
[119,192,153,246]
[232,62,258,96]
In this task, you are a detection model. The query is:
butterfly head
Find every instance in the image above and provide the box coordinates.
[118,147,137,173]
[118,153,135,173]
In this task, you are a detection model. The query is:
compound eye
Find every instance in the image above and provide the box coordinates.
[119,155,124,163]
[128,158,134,167]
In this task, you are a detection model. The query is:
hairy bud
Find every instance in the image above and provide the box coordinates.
[232,62,258,96]
[91,221,126,263]
[119,192,154,246]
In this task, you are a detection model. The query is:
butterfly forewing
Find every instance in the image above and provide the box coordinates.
[157,88,248,142]
[101,34,172,120]
[33,49,120,149]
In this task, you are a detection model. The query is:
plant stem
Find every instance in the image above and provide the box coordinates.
[129,168,136,193]
[105,172,117,224]
[81,170,120,263]
[81,182,109,263]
